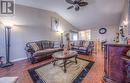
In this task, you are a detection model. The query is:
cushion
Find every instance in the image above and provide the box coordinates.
[73,46,79,49]
[33,49,55,56]
[79,47,86,50]
[0,77,18,83]
[49,42,54,48]
[33,48,63,57]
[54,41,60,48]
[74,41,80,46]
[42,41,50,49]
[83,41,89,47]
[53,48,63,52]
[41,42,46,49]
[30,43,40,51]
[36,41,43,50]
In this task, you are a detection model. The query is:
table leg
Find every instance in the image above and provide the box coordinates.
[75,55,78,64]
[64,59,67,73]
[53,59,56,66]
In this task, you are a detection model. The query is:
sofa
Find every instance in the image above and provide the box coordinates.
[25,40,63,63]
[71,40,94,55]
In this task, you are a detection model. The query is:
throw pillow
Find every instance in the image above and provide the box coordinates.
[42,41,50,49]
[30,43,40,51]
[49,42,54,48]
[83,41,89,47]
[54,41,60,48]
[75,41,80,46]
[36,42,43,50]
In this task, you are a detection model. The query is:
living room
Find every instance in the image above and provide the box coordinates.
[0,0,130,83]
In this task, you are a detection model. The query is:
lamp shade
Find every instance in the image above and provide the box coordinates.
[2,20,14,27]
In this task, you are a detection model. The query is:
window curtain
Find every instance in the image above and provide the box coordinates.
[70,31,78,41]
[78,30,91,41]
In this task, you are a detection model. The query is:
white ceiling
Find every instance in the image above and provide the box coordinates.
[15,0,125,30]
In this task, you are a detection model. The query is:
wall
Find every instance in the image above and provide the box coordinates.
[0,5,76,61]
[90,25,118,43]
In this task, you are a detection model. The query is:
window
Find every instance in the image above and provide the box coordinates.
[73,32,78,41]
[78,30,91,41]
[71,32,78,41]
[86,30,91,41]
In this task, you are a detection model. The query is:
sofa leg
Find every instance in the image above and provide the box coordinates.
[30,57,36,64]
[31,61,36,64]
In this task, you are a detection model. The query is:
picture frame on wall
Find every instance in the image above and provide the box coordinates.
[51,17,60,32]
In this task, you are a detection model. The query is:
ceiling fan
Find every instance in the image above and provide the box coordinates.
[65,0,88,11]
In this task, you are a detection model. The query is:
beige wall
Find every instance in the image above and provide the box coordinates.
[90,25,118,43]
[0,5,76,61]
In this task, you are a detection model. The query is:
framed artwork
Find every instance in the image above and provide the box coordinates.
[51,17,60,32]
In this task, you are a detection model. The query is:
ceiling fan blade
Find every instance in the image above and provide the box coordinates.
[65,0,74,4]
[75,6,80,11]
[67,6,74,9]
[79,2,88,6]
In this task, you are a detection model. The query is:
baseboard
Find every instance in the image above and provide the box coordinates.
[11,57,27,62]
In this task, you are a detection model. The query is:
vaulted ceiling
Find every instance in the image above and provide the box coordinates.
[16,0,125,29]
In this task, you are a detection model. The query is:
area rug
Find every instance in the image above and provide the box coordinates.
[28,58,94,83]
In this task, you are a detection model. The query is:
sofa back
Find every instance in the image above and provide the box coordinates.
[42,41,54,49]
[72,40,82,47]
[26,40,56,52]
[72,40,90,47]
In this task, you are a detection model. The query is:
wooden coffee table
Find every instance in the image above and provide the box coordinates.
[52,50,78,73]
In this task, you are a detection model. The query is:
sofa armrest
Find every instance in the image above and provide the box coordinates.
[25,46,35,53]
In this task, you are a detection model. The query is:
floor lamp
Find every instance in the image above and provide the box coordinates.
[58,29,64,48]
[1,26,13,67]
[61,32,63,48]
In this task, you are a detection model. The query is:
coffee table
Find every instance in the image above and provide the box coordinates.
[52,50,78,73]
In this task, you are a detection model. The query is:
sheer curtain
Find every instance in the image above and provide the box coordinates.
[72,32,78,41]
[78,30,91,41]
[70,32,78,41]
